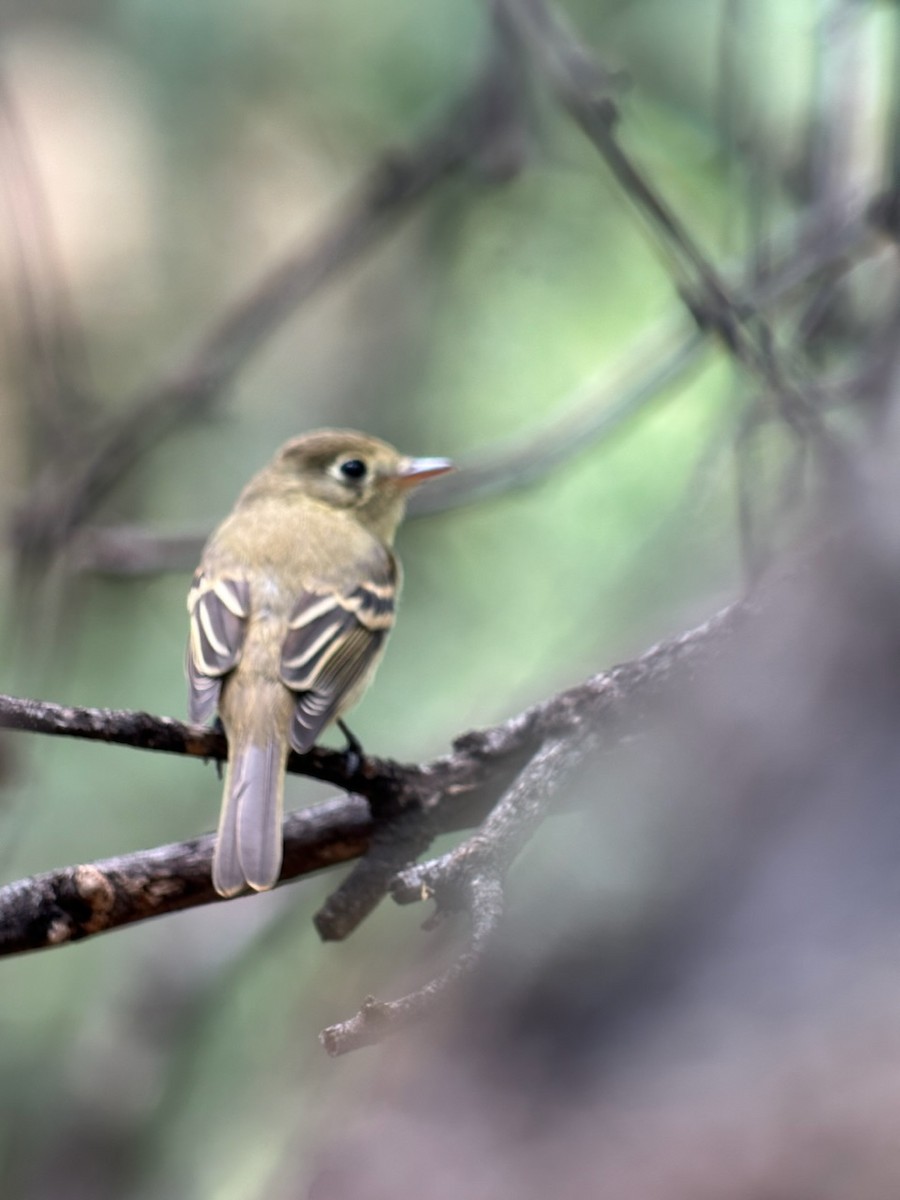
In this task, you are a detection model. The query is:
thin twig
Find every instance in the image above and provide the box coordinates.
[324,738,588,1053]
[320,873,504,1056]
[313,801,440,942]
[392,733,587,907]
[501,0,851,464]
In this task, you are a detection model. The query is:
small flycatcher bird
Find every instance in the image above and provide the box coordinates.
[186,429,452,898]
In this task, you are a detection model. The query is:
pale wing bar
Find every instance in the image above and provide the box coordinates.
[280,580,395,753]
[186,573,250,724]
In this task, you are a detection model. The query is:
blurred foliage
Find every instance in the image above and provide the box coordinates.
[0,0,872,1195]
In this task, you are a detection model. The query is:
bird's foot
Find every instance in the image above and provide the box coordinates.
[337,719,364,777]
[212,716,225,780]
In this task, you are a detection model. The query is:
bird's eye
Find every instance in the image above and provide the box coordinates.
[338,458,367,481]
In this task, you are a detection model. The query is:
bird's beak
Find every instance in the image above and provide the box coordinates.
[393,456,454,488]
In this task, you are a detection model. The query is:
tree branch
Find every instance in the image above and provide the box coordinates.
[320,872,505,1056]
[501,0,854,464]
[319,737,586,1056]
[0,597,744,960]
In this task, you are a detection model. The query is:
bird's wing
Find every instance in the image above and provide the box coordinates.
[280,567,396,753]
[185,572,251,724]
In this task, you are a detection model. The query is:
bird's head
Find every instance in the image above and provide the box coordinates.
[249,429,453,543]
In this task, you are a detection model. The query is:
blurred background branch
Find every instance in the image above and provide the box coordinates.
[70,195,872,575]
[9,3,532,565]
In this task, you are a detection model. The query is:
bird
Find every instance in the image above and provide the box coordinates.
[186,429,453,898]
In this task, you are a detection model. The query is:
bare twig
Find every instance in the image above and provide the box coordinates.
[500,0,855,467]
[317,738,587,1052]
[499,0,742,336]
[318,596,756,1051]
[313,801,439,942]
[0,797,373,957]
[0,691,517,808]
[69,525,210,576]
[811,0,876,231]
[332,572,762,1057]
[320,873,504,1056]
[391,733,586,908]
[0,598,744,958]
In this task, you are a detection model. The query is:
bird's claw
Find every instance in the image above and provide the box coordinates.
[337,718,364,777]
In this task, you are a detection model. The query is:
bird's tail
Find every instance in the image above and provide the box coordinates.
[213,737,286,897]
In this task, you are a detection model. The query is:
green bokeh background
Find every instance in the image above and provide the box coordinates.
[0,0,853,1194]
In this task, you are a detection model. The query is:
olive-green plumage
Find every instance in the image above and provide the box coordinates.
[186,429,452,897]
